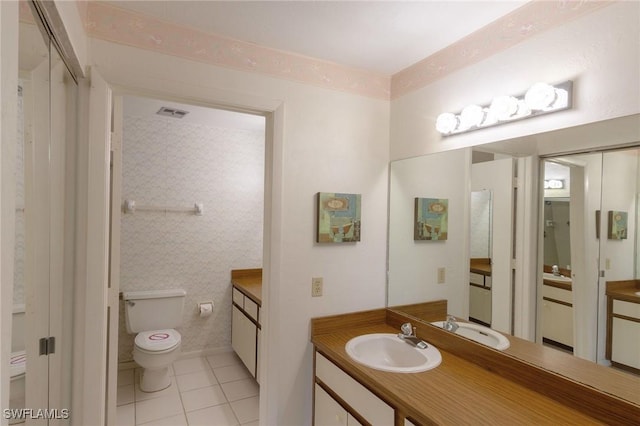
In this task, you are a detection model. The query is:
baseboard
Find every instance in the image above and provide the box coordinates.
[179,346,234,360]
[118,346,234,370]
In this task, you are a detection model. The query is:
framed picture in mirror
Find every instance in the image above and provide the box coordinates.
[414,198,448,241]
[607,210,628,240]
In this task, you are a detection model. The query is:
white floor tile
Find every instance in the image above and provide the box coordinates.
[173,357,209,376]
[115,403,135,426]
[135,394,183,425]
[186,404,239,426]
[175,368,218,393]
[206,351,242,369]
[135,380,179,402]
[230,397,259,425]
[118,369,135,387]
[213,364,251,384]
[137,413,187,426]
[117,384,135,406]
[220,379,259,402]
[180,385,227,412]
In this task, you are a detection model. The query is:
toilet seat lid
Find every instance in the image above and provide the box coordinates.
[135,329,181,352]
[10,351,26,377]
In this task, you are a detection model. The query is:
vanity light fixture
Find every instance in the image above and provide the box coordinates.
[544,179,565,189]
[436,81,572,136]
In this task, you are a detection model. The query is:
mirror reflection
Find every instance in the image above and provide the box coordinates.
[13,3,51,419]
[387,117,640,398]
[469,190,492,327]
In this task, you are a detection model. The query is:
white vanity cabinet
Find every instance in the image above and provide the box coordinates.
[232,286,260,381]
[314,352,394,426]
[542,283,573,349]
[609,300,640,371]
[469,267,492,326]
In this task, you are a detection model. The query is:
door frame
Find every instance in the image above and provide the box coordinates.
[81,73,284,423]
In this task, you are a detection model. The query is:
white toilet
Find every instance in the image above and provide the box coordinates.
[123,289,186,392]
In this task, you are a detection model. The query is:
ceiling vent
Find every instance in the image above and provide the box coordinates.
[156,106,189,119]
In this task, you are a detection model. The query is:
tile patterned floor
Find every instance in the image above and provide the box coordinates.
[116,352,259,426]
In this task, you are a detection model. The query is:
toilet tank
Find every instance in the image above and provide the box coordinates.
[123,289,186,333]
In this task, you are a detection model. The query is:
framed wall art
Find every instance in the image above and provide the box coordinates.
[607,210,628,240]
[414,198,448,241]
[316,192,361,243]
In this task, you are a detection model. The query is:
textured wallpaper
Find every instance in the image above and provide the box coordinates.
[118,112,264,362]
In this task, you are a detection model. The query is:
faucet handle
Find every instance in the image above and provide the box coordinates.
[400,322,414,336]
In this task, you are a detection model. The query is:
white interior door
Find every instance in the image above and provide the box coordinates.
[106,95,123,425]
[73,67,112,425]
[24,52,51,425]
[471,158,515,334]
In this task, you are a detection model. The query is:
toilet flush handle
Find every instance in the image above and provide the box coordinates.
[127,300,136,307]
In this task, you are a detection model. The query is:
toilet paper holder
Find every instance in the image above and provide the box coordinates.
[197,301,214,317]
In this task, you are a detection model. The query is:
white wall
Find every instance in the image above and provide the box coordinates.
[118,109,265,361]
[388,148,470,318]
[87,38,390,425]
[390,2,640,160]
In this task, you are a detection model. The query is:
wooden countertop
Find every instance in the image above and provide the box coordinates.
[231,268,262,306]
[312,315,604,425]
[606,279,640,304]
[543,278,572,291]
[504,328,640,406]
[470,258,491,276]
[312,308,640,425]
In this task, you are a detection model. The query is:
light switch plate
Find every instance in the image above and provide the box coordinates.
[312,277,323,297]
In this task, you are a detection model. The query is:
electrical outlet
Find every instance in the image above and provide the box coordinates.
[312,277,323,297]
[437,267,446,284]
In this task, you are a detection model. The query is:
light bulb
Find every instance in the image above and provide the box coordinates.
[459,104,484,130]
[435,113,459,134]
[489,96,519,121]
[525,82,556,111]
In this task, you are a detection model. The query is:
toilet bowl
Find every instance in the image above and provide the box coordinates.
[133,329,181,392]
[10,351,26,422]
[123,289,186,393]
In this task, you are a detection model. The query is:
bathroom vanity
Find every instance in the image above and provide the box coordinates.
[231,268,262,382]
[311,304,640,425]
[606,280,640,373]
[469,258,491,325]
[541,272,574,350]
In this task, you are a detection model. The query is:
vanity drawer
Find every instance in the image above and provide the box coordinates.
[316,352,394,425]
[470,272,485,285]
[613,300,640,319]
[244,297,259,321]
[232,287,244,306]
[543,285,572,305]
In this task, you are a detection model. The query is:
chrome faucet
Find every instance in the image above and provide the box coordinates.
[398,322,428,349]
[443,315,459,333]
[552,264,560,276]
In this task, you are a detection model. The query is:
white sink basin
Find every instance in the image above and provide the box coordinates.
[431,321,510,351]
[543,272,572,283]
[345,333,442,373]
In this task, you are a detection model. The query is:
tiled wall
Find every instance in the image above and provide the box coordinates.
[118,112,264,362]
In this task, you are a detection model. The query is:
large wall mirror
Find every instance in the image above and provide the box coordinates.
[387,114,640,403]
